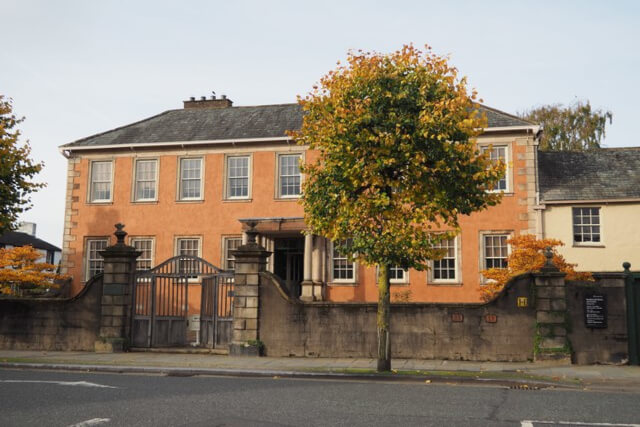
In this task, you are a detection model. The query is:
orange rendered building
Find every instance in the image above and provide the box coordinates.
[60,95,540,303]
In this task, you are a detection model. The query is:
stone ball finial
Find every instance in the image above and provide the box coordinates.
[540,246,558,272]
[244,221,259,244]
[623,261,631,272]
[114,223,127,245]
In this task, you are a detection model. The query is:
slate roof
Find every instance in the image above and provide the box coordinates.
[61,103,535,149]
[0,231,61,252]
[538,148,640,202]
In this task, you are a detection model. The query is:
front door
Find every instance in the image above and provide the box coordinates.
[273,237,304,297]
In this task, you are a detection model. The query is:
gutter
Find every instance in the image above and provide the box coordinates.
[59,136,293,154]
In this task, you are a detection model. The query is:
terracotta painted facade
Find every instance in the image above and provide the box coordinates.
[60,99,540,303]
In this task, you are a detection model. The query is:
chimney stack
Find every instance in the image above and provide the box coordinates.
[184,93,233,109]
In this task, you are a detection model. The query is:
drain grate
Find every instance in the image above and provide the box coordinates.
[510,384,540,390]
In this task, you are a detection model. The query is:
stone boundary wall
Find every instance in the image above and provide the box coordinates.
[0,275,103,351]
[567,273,628,364]
[258,272,537,361]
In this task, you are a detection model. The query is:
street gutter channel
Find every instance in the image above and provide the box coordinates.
[0,362,577,390]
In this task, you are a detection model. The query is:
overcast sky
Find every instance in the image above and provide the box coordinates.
[2,0,638,247]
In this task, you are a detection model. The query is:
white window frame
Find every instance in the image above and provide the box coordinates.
[175,236,202,258]
[88,160,114,203]
[130,237,154,271]
[224,154,251,200]
[175,236,202,279]
[429,236,460,285]
[276,153,303,199]
[572,206,602,245]
[481,232,511,273]
[222,236,243,270]
[178,157,204,201]
[389,265,409,284]
[133,158,158,202]
[85,238,108,282]
[481,145,510,193]
[329,240,357,284]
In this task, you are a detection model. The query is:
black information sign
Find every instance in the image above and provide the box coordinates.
[584,293,607,329]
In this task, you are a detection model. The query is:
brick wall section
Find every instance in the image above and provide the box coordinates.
[258,272,537,361]
[0,275,102,351]
[567,273,628,364]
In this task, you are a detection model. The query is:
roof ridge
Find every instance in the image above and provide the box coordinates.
[225,103,299,109]
[62,110,175,147]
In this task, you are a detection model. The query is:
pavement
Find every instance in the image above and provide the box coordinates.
[1,349,640,392]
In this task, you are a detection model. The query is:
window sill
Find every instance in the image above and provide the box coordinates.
[175,199,205,204]
[572,243,605,248]
[131,200,158,205]
[223,198,252,203]
[328,281,358,286]
[274,197,302,202]
[86,201,113,205]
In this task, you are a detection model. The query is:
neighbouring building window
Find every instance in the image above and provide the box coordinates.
[432,237,457,282]
[482,146,508,192]
[278,153,302,197]
[226,156,249,199]
[89,161,113,202]
[223,237,242,270]
[134,159,158,201]
[86,238,108,280]
[332,241,355,282]
[573,207,601,244]
[179,158,203,200]
[131,238,154,271]
[176,237,201,275]
[483,234,509,269]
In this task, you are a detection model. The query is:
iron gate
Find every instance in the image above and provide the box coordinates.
[132,255,234,348]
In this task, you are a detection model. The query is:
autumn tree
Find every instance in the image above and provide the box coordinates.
[0,245,68,297]
[0,96,44,234]
[480,234,592,302]
[294,45,504,371]
[519,101,612,151]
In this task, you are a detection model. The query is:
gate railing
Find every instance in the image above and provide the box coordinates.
[132,256,234,349]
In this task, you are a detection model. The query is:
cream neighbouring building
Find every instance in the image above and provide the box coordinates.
[59,95,541,303]
[537,147,640,272]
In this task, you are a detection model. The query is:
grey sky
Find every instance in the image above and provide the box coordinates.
[2,0,638,247]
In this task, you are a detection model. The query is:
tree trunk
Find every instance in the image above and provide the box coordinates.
[377,263,391,372]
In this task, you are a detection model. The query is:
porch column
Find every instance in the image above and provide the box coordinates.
[312,236,324,301]
[230,222,271,356]
[300,233,314,301]
[95,224,141,352]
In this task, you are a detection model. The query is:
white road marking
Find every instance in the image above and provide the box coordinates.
[522,421,640,427]
[68,418,111,427]
[0,380,117,389]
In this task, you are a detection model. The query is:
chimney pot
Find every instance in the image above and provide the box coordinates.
[183,95,233,109]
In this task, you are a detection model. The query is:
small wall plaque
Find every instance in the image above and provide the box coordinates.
[584,293,607,329]
[451,312,464,322]
[517,297,528,308]
[485,314,498,323]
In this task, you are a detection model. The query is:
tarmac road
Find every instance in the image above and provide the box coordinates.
[1,368,639,427]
